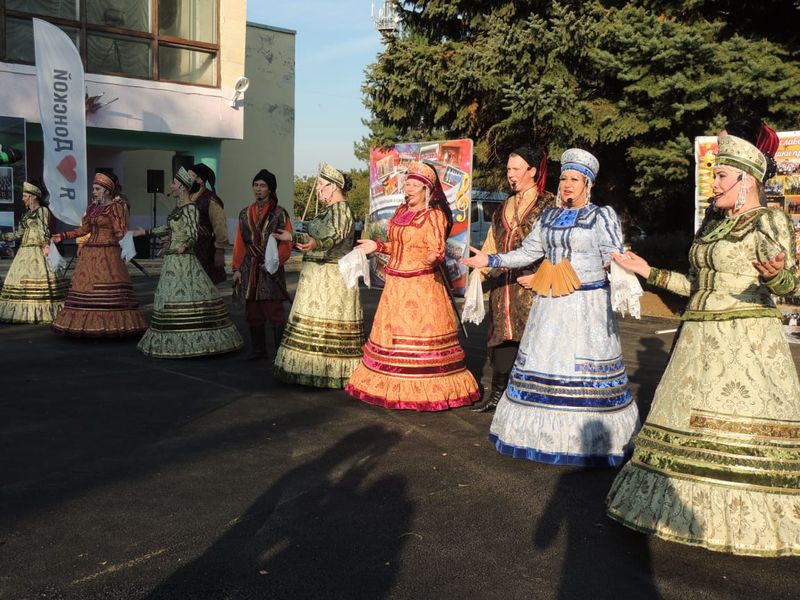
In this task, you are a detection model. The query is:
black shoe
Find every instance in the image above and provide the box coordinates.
[471,387,504,412]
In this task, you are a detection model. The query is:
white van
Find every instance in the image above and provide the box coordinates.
[470,190,506,247]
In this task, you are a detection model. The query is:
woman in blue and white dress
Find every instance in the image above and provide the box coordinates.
[464,149,639,466]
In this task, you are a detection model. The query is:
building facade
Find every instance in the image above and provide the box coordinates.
[0,1,295,239]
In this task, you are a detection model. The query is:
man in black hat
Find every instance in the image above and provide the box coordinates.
[189,163,228,283]
[471,146,556,412]
[232,169,293,360]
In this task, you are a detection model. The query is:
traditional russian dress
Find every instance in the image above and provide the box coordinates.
[607,207,800,556]
[274,201,364,387]
[137,203,243,358]
[345,205,480,410]
[487,203,640,465]
[0,206,68,323]
[52,199,147,337]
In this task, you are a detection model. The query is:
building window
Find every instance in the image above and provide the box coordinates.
[1,0,219,87]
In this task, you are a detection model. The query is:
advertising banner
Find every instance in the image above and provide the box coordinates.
[34,18,87,226]
[367,139,473,295]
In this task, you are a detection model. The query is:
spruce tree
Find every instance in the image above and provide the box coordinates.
[360,0,800,232]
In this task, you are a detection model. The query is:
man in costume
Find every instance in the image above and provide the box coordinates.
[232,169,293,360]
[189,163,228,284]
[471,146,556,412]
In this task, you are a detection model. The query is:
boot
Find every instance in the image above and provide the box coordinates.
[246,324,267,360]
[272,325,286,351]
[470,371,507,412]
[269,325,286,364]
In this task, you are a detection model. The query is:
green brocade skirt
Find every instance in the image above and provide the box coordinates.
[274,259,364,388]
[137,253,243,358]
[0,245,68,323]
[607,317,800,556]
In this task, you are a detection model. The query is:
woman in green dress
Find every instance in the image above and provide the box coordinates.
[273,163,364,387]
[0,181,68,323]
[133,167,243,358]
[606,133,800,556]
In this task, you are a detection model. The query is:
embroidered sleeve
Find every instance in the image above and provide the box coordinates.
[424,209,447,264]
[184,204,199,249]
[208,198,229,248]
[277,209,293,265]
[646,267,694,297]
[755,209,798,296]
[494,219,544,269]
[231,210,247,270]
[110,201,128,240]
[38,207,52,241]
[596,206,625,265]
[61,210,91,240]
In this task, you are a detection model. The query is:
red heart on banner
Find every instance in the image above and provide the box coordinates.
[57,155,78,183]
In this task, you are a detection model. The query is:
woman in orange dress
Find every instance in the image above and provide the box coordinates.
[345,161,480,411]
[51,173,147,337]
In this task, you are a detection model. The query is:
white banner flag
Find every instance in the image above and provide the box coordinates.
[33,18,87,226]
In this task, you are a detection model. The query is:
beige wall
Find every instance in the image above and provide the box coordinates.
[218,23,296,220]
[122,22,296,239]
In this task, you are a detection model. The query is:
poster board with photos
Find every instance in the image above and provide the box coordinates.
[367,139,473,295]
[694,132,800,297]
[0,116,26,258]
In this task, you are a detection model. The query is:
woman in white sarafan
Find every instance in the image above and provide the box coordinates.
[464,148,640,466]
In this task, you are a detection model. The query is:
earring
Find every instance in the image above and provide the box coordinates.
[555,189,562,208]
[425,188,430,210]
[585,181,592,206]
[734,175,748,213]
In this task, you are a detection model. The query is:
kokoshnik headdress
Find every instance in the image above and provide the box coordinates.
[175,166,195,190]
[22,182,42,197]
[406,161,438,190]
[715,134,767,182]
[319,162,346,190]
[560,148,600,182]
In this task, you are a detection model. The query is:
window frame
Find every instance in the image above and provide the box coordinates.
[1,1,221,88]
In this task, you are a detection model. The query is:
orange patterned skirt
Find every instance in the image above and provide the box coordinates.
[52,243,148,337]
[345,269,479,411]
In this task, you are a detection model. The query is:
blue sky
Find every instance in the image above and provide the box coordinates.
[247,2,384,176]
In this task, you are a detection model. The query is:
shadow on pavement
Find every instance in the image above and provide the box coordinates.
[534,422,662,599]
[146,424,412,600]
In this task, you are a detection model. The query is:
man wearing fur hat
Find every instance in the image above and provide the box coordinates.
[232,169,293,360]
[471,146,556,412]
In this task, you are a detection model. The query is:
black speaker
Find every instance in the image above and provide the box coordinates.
[171,154,194,177]
[133,233,151,259]
[146,169,164,193]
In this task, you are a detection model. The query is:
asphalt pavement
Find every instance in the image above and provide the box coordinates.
[1,264,799,600]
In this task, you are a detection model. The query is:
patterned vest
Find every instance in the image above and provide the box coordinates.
[485,189,556,347]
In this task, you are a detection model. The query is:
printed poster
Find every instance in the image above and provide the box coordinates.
[367,139,473,295]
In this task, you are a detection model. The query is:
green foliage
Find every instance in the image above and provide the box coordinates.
[361,0,800,232]
[293,169,371,221]
[632,230,693,273]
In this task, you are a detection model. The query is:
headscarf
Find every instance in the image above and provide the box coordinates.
[191,163,216,192]
[253,168,277,193]
[93,172,117,194]
[511,145,549,195]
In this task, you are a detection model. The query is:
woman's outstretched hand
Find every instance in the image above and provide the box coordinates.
[461,246,489,269]
[753,252,785,280]
[356,239,378,255]
[611,250,651,279]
